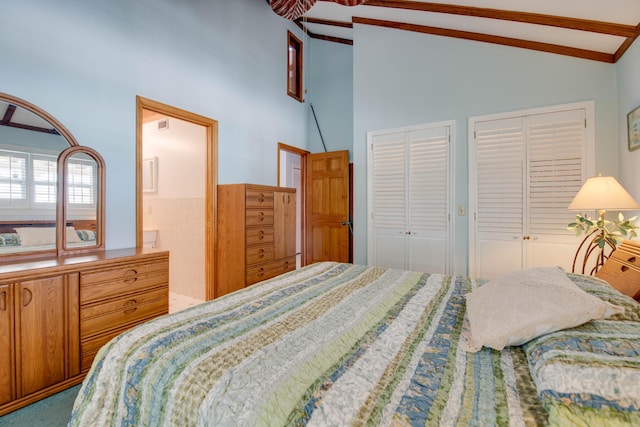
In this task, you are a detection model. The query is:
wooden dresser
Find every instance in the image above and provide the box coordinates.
[0,248,169,416]
[216,184,296,298]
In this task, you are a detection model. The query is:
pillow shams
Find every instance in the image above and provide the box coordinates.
[462,266,624,352]
[15,226,82,247]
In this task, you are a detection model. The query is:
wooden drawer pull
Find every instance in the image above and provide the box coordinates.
[258,193,265,203]
[257,268,264,277]
[258,212,265,221]
[628,256,637,263]
[124,299,138,314]
[622,265,629,272]
[258,249,265,258]
[22,288,32,307]
[258,231,264,240]
[123,269,138,284]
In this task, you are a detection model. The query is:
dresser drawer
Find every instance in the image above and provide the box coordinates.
[246,209,274,226]
[246,227,274,246]
[246,256,296,285]
[246,245,275,265]
[80,287,168,338]
[246,189,274,208]
[80,320,151,372]
[80,260,169,303]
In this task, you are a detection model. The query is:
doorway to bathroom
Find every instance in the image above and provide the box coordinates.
[136,97,218,312]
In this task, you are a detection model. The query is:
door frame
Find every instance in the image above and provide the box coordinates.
[277,142,308,267]
[136,96,218,300]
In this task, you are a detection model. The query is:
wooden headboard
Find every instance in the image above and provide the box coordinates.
[0,220,97,234]
[596,240,640,302]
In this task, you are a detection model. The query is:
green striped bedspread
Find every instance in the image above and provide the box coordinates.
[69,262,634,426]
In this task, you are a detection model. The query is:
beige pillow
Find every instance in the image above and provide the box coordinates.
[15,226,82,247]
[462,266,624,352]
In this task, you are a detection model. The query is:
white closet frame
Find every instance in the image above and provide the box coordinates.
[468,101,595,279]
[367,120,455,275]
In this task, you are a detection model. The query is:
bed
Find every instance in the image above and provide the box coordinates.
[68,260,640,426]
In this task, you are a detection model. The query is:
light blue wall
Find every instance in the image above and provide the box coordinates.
[307,39,353,156]
[615,38,640,208]
[0,0,307,250]
[352,25,619,274]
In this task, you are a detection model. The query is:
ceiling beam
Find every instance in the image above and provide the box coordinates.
[361,0,637,37]
[295,19,354,45]
[353,17,615,63]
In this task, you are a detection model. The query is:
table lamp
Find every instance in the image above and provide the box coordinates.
[568,175,640,274]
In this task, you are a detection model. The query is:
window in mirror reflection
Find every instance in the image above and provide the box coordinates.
[0,150,57,208]
[64,152,99,249]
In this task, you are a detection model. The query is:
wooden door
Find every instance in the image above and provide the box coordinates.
[0,284,13,405]
[274,189,296,259]
[16,276,68,396]
[305,150,349,264]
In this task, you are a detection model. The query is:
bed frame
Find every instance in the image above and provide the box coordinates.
[596,239,640,301]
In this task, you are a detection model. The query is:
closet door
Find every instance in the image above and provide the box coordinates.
[470,104,591,279]
[526,109,586,269]
[368,123,452,274]
[472,117,525,279]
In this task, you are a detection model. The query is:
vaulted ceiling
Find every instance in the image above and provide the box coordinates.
[288,0,640,63]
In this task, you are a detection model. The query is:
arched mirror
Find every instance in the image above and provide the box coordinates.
[57,146,105,255]
[0,93,104,260]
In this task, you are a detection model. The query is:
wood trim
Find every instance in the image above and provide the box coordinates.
[56,145,106,257]
[135,96,219,301]
[277,143,309,267]
[361,1,637,37]
[295,20,354,46]
[353,17,615,63]
[614,24,640,62]
[0,93,79,147]
[299,17,353,29]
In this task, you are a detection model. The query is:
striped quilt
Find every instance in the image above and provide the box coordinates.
[69,262,551,426]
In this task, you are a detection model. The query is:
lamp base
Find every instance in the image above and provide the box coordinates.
[571,229,616,275]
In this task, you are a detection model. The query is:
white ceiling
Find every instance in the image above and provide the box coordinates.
[299,0,640,62]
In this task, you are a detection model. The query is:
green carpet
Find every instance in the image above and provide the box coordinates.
[0,385,80,427]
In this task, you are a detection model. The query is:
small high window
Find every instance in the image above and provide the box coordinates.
[287,31,303,102]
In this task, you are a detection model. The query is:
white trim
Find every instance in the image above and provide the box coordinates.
[367,120,455,275]
[468,100,595,278]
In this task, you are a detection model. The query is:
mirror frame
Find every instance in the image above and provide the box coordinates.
[0,93,106,261]
[57,146,106,256]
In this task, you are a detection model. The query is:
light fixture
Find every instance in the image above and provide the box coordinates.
[568,175,640,274]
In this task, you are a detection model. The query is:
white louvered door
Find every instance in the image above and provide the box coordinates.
[470,105,591,279]
[368,122,452,274]
[473,117,526,279]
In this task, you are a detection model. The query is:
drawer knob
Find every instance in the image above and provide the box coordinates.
[258,249,264,258]
[258,212,265,221]
[628,256,637,263]
[258,231,264,240]
[257,268,264,277]
[123,269,138,284]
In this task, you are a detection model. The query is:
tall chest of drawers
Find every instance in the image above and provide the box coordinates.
[216,184,296,298]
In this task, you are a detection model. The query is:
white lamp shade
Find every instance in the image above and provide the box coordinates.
[569,176,640,211]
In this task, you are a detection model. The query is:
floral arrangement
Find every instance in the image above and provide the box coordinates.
[567,212,638,249]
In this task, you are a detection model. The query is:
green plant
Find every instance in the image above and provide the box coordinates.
[567,212,638,248]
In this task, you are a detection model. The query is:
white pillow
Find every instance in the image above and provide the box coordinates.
[462,266,624,352]
[15,226,82,247]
